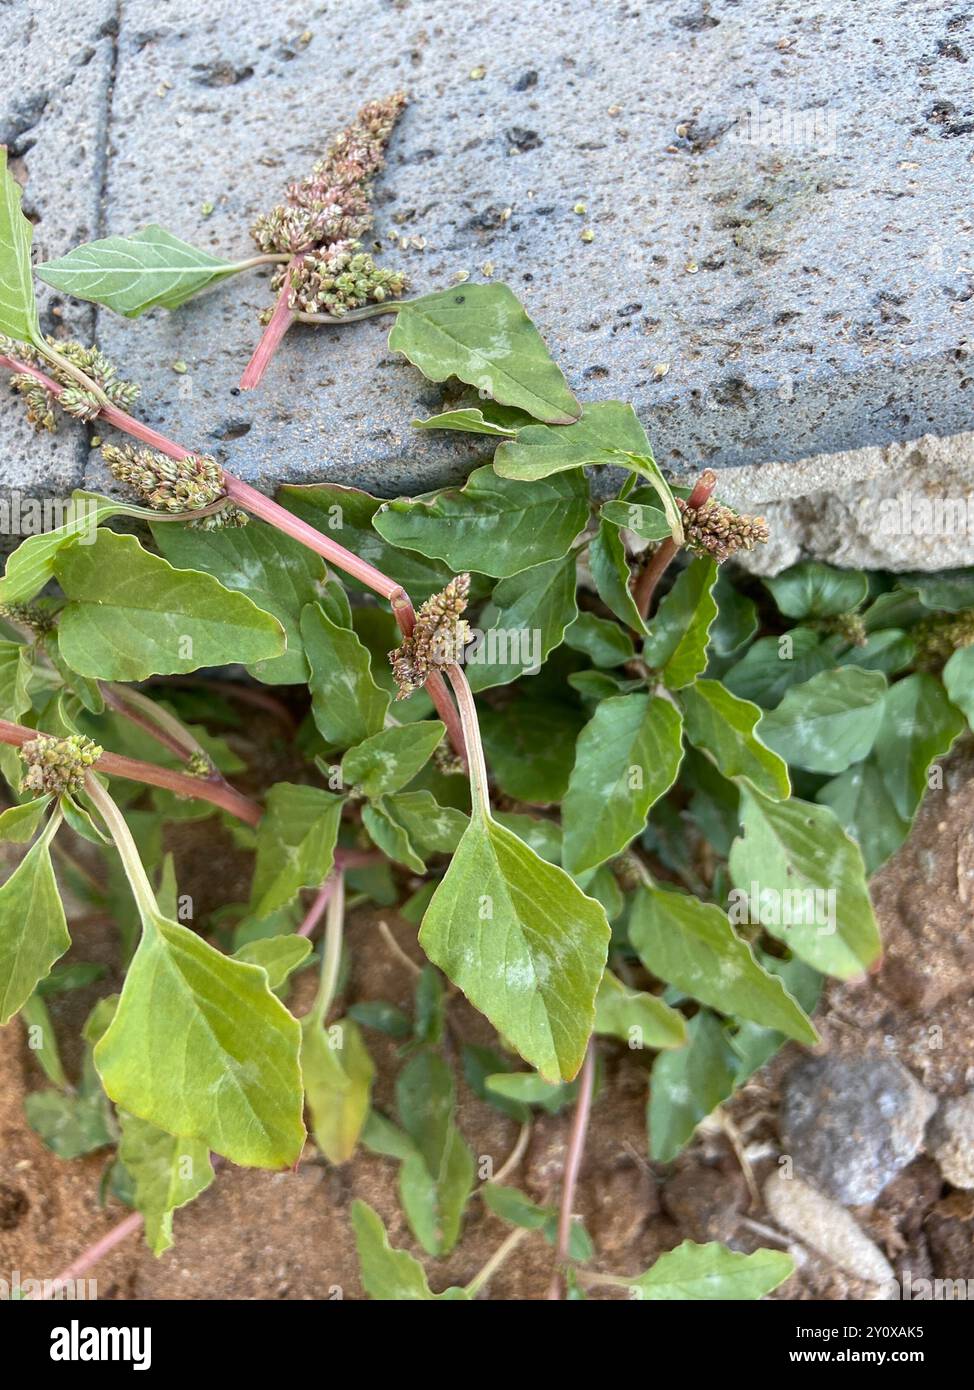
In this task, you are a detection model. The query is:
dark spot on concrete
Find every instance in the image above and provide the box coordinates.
[937,37,968,61]
[466,205,511,233]
[0,1185,28,1231]
[712,377,752,409]
[583,365,610,379]
[924,100,974,137]
[192,62,255,87]
[672,10,720,31]
[402,148,438,165]
[617,303,642,317]
[514,70,539,91]
[505,127,542,153]
[210,419,252,441]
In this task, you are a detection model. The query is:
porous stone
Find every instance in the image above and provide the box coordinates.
[0,0,116,546]
[779,1053,937,1207]
[3,1,974,571]
[928,1093,974,1190]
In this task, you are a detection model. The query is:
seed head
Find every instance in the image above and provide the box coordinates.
[914,609,974,669]
[21,734,102,797]
[282,241,408,317]
[676,494,770,563]
[252,93,407,313]
[389,574,471,698]
[0,601,57,637]
[100,442,243,527]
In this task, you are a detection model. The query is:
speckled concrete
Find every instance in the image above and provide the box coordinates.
[3,0,974,570]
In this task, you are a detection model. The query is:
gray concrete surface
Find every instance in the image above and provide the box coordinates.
[2,0,974,569]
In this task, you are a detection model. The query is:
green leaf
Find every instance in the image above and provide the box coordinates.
[723,628,838,708]
[0,495,139,606]
[564,611,635,668]
[0,147,40,341]
[588,520,648,634]
[943,645,974,725]
[562,693,684,874]
[152,518,326,684]
[601,491,674,543]
[594,970,687,1049]
[250,783,343,918]
[756,667,887,774]
[24,1087,113,1160]
[901,568,974,612]
[836,628,915,676]
[729,790,881,977]
[482,1183,592,1260]
[480,696,584,803]
[648,1010,738,1162]
[680,679,790,799]
[764,561,868,619]
[389,283,580,424]
[627,1240,794,1300]
[730,952,823,1083]
[118,1113,214,1255]
[872,673,965,819]
[372,466,588,578]
[709,570,759,657]
[279,482,454,604]
[350,1199,469,1300]
[397,1051,474,1256]
[363,791,466,873]
[419,815,610,1081]
[301,602,389,748]
[233,935,313,990]
[412,407,517,437]
[302,1016,375,1165]
[467,552,578,691]
[0,813,69,1024]
[94,909,306,1168]
[816,761,911,876]
[37,224,251,317]
[486,1070,575,1113]
[644,558,718,688]
[0,640,32,721]
[54,530,285,681]
[341,721,445,797]
[629,883,818,1043]
[462,1043,530,1122]
[19,991,67,1086]
[493,403,681,539]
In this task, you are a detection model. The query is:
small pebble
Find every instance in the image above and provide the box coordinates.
[764,1173,895,1289]
[171,360,188,374]
[580,228,595,243]
[469,65,486,80]
[929,1093,974,1189]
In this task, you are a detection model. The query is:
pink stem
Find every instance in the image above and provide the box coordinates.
[1,353,467,761]
[239,254,302,390]
[30,1211,144,1298]
[547,1040,597,1300]
[0,717,262,827]
[298,878,335,938]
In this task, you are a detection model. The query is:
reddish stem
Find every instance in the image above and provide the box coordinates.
[633,469,717,620]
[547,1040,597,1300]
[1,352,466,761]
[239,254,302,390]
[0,717,262,826]
[297,878,335,938]
[27,1210,145,1299]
